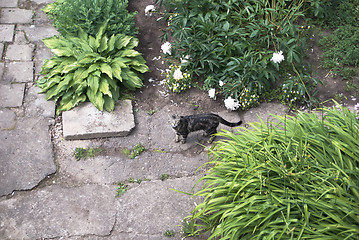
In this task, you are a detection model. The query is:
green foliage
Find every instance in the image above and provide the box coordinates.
[129,143,146,159]
[161,174,170,181]
[37,22,149,114]
[43,0,137,37]
[164,64,192,93]
[115,181,128,197]
[163,230,175,237]
[74,147,103,160]
[185,103,359,239]
[161,0,319,109]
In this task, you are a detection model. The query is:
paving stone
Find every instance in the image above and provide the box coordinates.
[31,0,56,4]
[0,184,117,238]
[0,108,16,130]
[0,24,15,42]
[18,25,58,42]
[62,100,135,140]
[243,102,288,123]
[0,117,56,196]
[4,61,33,83]
[115,177,201,236]
[24,85,55,118]
[5,44,33,61]
[33,42,53,76]
[0,84,25,107]
[0,0,18,7]
[0,8,33,24]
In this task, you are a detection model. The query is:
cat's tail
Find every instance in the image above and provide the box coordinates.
[219,118,243,127]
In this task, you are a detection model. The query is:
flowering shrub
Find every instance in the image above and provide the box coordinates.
[163,64,191,93]
[158,0,321,110]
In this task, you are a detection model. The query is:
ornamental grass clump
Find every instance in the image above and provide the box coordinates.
[37,22,149,114]
[185,103,359,239]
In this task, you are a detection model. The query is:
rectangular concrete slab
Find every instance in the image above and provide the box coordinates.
[0,25,15,42]
[0,84,25,107]
[5,44,34,61]
[4,61,33,83]
[62,100,135,140]
[0,0,18,7]
[0,8,33,24]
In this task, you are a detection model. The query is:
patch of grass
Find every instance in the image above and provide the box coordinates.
[121,148,131,157]
[129,143,146,159]
[160,174,170,181]
[147,107,158,115]
[74,147,103,161]
[163,230,175,237]
[182,218,198,237]
[115,181,128,197]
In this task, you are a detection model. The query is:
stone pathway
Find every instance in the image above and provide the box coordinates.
[0,1,289,239]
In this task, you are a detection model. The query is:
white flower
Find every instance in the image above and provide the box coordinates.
[355,103,359,113]
[271,50,285,64]
[208,88,216,99]
[180,55,190,63]
[173,68,183,80]
[219,80,224,87]
[224,97,240,111]
[161,41,171,55]
[145,5,155,16]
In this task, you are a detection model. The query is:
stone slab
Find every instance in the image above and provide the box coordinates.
[0,108,16,130]
[62,100,135,140]
[5,44,34,61]
[4,61,33,83]
[0,0,18,7]
[0,84,25,107]
[0,184,117,239]
[0,117,56,196]
[24,85,55,118]
[0,62,4,81]
[115,177,201,237]
[0,24,15,42]
[0,8,33,24]
[33,42,53,76]
[18,25,58,42]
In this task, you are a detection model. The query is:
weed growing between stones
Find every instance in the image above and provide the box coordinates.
[163,230,175,237]
[74,147,103,161]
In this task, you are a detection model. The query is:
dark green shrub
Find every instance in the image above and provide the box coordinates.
[43,0,137,37]
[160,0,320,110]
[185,103,359,239]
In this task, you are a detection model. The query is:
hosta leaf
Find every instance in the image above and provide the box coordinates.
[95,20,109,45]
[131,64,149,73]
[43,36,72,49]
[78,28,88,41]
[126,38,139,49]
[121,69,143,90]
[99,36,108,53]
[74,80,87,95]
[46,73,73,100]
[107,35,116,53]
[112,57,129,68]
[77,53,100,64]
[129,56,147,66]
[99,78,112,97]
[87,74,100,93]
[116,35,132,49]
[88,36,99,51]
[37,75,62,92]
[103,95,115,112]
[88,64,101,74]
[57,92,86,114]
[41,58,62,71]
[73,67,89,82]
[62,62,80,73]
[111,63,122,81]
[110,86,120,101]
[100,63,113,79]
[51,47,73,57]
[87,88,104,111]
[119,49,141,57]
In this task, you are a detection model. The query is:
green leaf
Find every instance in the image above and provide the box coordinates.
[107,35,116,52]
[104,95,115,112]
[99,78,112,97]
[87,88,104,111]
[99,35,109,53]
[100,63,113,79]
[116,35,132,49]
[73,67,89,82]
[51,47,73,57]
[119,49,141,57]
[88,36,99,51]
[111,63,123,81]
[87,74,100,93]
[43,36,71,49]
[131,64,149,73]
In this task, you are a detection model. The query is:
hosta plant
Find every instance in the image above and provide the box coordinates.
[185,103,359,239]
[37,22,149,114]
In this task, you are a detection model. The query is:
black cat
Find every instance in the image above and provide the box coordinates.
[171,113,242,144]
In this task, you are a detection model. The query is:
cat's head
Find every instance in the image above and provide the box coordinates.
[170,115,181,128]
